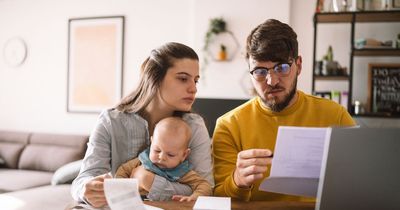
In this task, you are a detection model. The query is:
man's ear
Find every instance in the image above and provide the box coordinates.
[295,55,302,76]
[183,148,191,160]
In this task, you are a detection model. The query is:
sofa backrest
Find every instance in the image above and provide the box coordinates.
[0,131,88,172]
[0,131,30,169]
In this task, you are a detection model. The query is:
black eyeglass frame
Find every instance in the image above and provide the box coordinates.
[249,58,296,81]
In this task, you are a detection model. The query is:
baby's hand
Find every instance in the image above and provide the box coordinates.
[171,195,197,202]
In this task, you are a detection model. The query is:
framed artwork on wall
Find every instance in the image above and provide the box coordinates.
[368,63,400,116]
[67,16,124,113]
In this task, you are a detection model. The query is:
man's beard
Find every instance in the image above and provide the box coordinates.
[261,77,297,112]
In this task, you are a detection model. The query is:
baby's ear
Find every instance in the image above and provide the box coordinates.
[183,148,191,160]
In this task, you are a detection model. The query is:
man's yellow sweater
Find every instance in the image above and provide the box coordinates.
[212,91,355,201]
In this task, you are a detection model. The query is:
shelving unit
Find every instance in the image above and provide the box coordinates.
[311,10,400,116]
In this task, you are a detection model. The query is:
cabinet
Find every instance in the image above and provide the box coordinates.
[311,10,400,117]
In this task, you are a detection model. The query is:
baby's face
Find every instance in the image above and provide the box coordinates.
[149,132,189,169]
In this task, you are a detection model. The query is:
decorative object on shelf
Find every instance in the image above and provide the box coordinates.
[202,17,239,69]
[355,38,393,49]
[218,44,227,61]
[320,45,347,76]
[3,37,27,67]
[396,33,400,48]
[67,16,124,113]
[368,63,400,116]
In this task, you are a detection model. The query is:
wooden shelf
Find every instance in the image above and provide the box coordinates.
[315,11,400,23]
[353,48,400,56]
[314,75,349,80]
[352,112,400,118]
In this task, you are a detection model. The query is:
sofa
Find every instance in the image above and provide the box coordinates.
[0,130,89,210]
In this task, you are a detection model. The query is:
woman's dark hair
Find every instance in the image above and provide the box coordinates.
[115,42,199,113]
[246,19,298,63]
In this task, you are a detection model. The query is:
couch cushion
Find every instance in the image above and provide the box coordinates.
[51,159,83,185]
[0,184,72,210]
[0,169,53,192]
[0,131,29,169]
[18,133,88,172]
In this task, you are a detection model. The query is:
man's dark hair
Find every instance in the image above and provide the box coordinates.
[246,19,298,63]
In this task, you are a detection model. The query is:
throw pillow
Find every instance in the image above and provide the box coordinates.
[51,159,83,185]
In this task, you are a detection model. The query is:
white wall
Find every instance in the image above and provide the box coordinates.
[0,0,291,134]
[1,0,398,134]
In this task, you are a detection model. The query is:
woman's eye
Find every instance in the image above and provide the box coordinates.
[178,77,188,82]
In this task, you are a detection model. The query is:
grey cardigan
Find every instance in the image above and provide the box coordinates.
[71,109,214,202]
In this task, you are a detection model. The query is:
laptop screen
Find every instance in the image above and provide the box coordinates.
[316,128,400,210]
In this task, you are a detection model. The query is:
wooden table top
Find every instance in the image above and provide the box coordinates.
[145,200,315,210]
[67,200,315,210]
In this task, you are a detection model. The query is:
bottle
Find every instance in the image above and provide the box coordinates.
[326,46,333,61]
[354,100,360,115]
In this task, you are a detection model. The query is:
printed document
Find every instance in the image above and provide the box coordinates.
[104,178,163,210]
[259,126,331,197]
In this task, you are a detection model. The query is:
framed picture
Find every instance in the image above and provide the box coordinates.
[394,0,400,8]
[67,16,124,113]
[368,63,400,116]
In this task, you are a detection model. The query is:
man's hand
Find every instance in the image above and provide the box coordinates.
[130,165,155,192]
[233,149,273,188]
[172,194,197,202]
[83,173,112,208]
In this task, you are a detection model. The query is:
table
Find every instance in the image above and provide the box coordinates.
[66,200,315,210]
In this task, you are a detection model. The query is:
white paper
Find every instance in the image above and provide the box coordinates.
[104,178,147,210]
[193,196,231,210]
[259,126,331,197]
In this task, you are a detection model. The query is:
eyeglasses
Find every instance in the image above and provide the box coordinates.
[249,61,294,81]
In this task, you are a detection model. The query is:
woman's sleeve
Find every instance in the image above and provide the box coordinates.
[147,114,214,200]
[71,110,112,203]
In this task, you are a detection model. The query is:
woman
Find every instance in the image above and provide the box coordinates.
[71,42,213,208]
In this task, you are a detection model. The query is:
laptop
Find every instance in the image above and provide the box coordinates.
[316,127,400,210]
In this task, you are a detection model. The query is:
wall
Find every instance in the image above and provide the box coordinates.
[1,0,398,134]
[0,0,291,134]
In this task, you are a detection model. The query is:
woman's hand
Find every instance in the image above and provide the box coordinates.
[233,149,273,188]
[172,194,197,202]
[130,165,155,192]
[83,173,112,208]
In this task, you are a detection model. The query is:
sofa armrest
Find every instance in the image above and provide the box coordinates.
[51,159,83,185]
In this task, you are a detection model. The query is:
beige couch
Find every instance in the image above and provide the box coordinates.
[0,130,88,210]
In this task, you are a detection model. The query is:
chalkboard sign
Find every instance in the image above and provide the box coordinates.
[368,63,400,116]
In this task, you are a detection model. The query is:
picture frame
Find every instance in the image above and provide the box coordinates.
[368,63,400,116]
[394,0,400,8]
[67,16,124,113]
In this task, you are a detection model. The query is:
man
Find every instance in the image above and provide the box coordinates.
[212,19,355,201]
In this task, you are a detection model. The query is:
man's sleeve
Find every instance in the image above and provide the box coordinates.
[212,118,252,201]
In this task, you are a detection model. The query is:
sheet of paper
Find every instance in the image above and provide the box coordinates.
[104,178,147,210]
[193,196,231,210]
[259,126,331,197]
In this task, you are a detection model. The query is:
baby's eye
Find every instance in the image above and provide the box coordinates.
[167,154,175,157]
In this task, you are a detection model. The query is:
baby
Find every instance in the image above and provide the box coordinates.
[115,117,212,201]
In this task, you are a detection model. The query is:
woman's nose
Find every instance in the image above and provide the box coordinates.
[188,81,197,94]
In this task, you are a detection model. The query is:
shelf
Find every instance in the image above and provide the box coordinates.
[353,48,400,56]
[315,11,400,23]
[314,75,349,80]
[352,112,400,118]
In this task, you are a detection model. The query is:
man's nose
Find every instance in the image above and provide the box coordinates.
[266,71,279,86]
